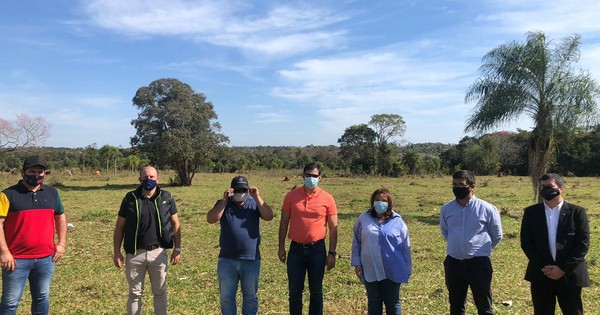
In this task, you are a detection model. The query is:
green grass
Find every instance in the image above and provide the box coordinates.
[1,172,598,314]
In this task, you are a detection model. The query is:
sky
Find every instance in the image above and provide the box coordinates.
[1,0,600,149]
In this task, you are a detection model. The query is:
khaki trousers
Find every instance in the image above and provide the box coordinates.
[126,248,169,315]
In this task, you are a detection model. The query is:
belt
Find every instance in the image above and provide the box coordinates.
[140,244,161,251]
[291,239,324,249]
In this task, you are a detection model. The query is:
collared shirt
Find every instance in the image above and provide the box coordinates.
[282,186,337,243]
[0,181,65,259]
[544,200,563,260]
[440,195,503,260]
[351,211,412,283]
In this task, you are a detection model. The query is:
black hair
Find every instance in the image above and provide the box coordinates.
[303,162,321,175]
[452,170,475,186]
[540,173,564,187]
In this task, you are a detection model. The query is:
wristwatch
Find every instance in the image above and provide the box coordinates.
[174,248,181,252]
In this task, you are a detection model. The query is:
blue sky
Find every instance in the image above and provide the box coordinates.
[2,0,600,148]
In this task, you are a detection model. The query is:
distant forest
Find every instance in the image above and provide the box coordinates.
[3,125,600,178]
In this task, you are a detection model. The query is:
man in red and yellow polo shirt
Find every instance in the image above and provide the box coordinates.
[278,162,338,315]
[0,155,67,314]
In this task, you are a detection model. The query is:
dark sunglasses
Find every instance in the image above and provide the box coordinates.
[304,173,319,178]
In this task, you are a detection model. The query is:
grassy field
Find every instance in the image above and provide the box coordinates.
[0,170,598,314]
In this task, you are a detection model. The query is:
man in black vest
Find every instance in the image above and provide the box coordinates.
[113,166,182,315]
[521,173,590,315]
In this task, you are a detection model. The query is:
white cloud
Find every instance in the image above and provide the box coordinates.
[77,96,124,109]
[253,112,291,124]
[81,0,349,57]
[83,0,227,35]
[265,44,479,145]
[580,43,600,78]
[478,0,600,37]
[0,83,134,147]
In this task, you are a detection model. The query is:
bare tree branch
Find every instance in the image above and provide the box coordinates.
[0,114,51,151]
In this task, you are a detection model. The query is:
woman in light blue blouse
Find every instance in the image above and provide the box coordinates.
[351,188,412,315]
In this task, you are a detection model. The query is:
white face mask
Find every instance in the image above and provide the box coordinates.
[233,193,248,203]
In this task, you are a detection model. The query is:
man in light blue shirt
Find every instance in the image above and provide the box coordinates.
[440,170,503,315]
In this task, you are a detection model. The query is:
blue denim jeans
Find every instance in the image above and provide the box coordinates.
[0,255,55,315]
[364,279,402,315]
[286,240,326,315]
[217,257,260,315]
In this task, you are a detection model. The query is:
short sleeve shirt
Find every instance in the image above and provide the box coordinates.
[217,197,262,260]
[0,181,64,258]
[282,186,337,243]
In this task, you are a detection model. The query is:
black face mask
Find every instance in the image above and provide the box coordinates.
[23,174,44,187]
[453,186,470,199]
[540,186,560,201]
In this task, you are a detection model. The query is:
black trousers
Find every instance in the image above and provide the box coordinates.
[444,255,494,315]
[531,281,583,315]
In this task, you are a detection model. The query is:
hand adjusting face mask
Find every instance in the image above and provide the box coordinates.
[233,192,248,203]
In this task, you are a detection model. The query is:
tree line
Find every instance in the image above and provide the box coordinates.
[1,124,600,178]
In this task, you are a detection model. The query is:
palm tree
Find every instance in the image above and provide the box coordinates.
[465,31,600,200]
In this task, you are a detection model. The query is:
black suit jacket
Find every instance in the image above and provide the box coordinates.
[520,201,590,287]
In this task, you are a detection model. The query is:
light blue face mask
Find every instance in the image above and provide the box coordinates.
[373,201,389,214]
[304,176,319,188]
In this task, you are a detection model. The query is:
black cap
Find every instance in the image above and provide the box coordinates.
[230,175,249,190]
[23,155,48,170]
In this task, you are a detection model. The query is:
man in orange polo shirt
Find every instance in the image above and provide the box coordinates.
[278,162,338,315]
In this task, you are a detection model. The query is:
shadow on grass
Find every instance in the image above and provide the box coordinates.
[337,212,364,220]
[499,207,524,220]
[53,183,138,191]
[412,214,441,226]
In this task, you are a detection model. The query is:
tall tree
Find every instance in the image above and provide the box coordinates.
[369,114,406,175]
[99,145,122,173]
[401,147,422,176]
[131,78,228,186]
[0,114,51,151]
[337,124,377,174]
[461,136,500,175]
[465,31,600,200]
[80,143,100,170]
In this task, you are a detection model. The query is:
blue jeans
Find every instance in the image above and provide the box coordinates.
[286,240,326,315]
[217,257,260,315]
[364,279,402,315]
[0,255,55,315]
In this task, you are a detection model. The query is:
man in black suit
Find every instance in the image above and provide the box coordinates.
[520,173,590,315]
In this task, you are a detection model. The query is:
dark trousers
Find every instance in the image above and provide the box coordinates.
[531,281,583,315]
[444,255,494,315]
[287,240,326,315]
[364,279,401,315]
